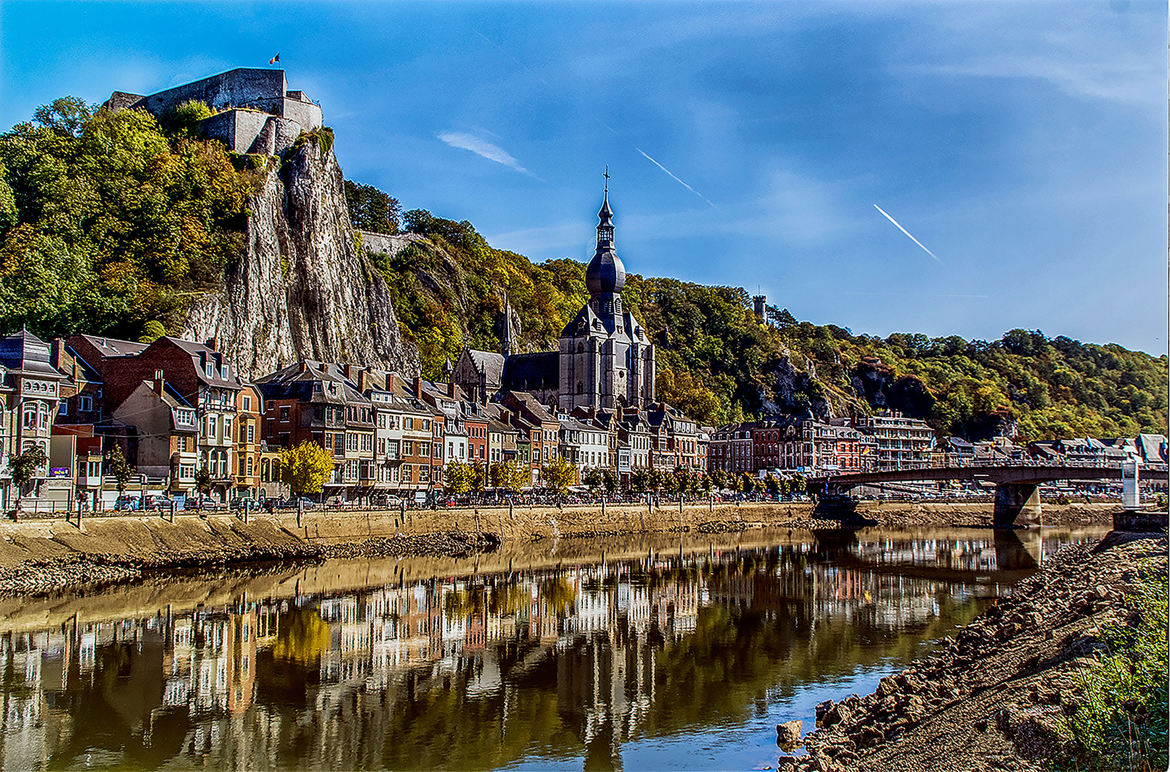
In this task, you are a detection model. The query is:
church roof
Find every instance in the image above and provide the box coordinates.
[561,303,600,338]
[586,188,626,295]
[502,352,558,392]
[466,349,505,385]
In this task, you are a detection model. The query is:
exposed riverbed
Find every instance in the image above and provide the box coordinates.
[0,501,1115,596]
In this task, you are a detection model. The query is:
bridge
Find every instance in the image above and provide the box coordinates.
[808,464,1124,526]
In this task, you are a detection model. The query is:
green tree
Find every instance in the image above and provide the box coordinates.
[628,467,650,495]
[540,455,576,496]
[8,445,47,499]
[488,461,507,489]
[499,461,529,493]
[106,443,132,497]
[788,473,807,496]
[468,462,485,494]
[0,96,256,340]
[764,474,781,497]
[602,467,620,494]
[279,441,333,499]
[582,467,605,497]
[345,180,400,235]
[444,460,472,496]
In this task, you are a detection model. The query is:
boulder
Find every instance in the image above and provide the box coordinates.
[776,720,803,749]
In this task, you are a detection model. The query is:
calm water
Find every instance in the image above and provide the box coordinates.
[0,526,1106,770]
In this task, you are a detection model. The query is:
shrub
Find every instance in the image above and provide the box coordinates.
[1059,569,1169,771]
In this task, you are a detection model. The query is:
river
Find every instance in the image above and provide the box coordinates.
[0,525,1107,770]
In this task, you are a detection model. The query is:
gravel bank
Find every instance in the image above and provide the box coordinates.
[0,530,499,598]
[781,530,1168,772]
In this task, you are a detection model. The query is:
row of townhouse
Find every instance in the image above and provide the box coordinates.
[0,329,286,510]
[1,330,710,510]
[708,411,935,477]
[1026,435,1168,471]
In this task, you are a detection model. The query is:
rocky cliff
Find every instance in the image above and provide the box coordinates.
[182,140,418,380]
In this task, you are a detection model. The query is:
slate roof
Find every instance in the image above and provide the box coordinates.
[162,337,241,390]
[502,390,557,424]
[1137,434,1169,463]
[256,360,369,404]
[74,334,148,359]
[466,349,505,386]
[502,352,558,392]
[0,329,65,379]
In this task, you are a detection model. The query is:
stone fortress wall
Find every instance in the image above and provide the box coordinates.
[105,68,323,155]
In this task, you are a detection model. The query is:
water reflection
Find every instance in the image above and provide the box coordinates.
[0,527,1104,770]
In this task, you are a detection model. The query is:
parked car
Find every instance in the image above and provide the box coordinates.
[114,495,140,511]
[230,497,260,511]
[192,496,222,511]
[282,497,316,510]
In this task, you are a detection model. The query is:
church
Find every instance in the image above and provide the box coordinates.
[453,183,656,411]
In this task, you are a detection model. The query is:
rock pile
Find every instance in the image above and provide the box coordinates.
[783,531,1167,772]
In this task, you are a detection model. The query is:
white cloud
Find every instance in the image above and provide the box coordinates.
[437,131,537,177]
[906,52,1160,108]
[891,3,1163,109]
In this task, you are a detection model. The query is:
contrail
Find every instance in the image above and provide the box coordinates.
[873,204,940,263]
[636,147,716,208]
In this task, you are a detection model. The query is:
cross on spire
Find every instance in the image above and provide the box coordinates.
[603,164,610,193]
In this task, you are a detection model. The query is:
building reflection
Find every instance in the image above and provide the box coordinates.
[0,530,1085,769]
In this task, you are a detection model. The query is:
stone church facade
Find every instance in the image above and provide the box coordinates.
[454,188,656,410]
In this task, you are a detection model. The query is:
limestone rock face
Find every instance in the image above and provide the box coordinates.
[759,355,838,419]
[182,142,419,381]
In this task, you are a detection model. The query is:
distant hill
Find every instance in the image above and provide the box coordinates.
[368,211,1167,441]
[0,95,1164,441]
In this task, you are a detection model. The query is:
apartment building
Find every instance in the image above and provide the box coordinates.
[853,412,934,470]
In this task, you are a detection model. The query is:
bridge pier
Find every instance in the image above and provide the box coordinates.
[993,483,1041,527]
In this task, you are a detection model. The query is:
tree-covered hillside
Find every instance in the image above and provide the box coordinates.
[372,210,1167,441]
[0,97,263,341]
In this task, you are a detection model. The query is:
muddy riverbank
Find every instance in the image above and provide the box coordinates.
[0,501,1117,596]
[782,529,1168,772]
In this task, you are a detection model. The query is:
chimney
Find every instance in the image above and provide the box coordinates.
[205,336,218,351]
[50,339,65,371]
[358,370,371,393]
[447,381,457,398]
[412,376,423,398]
[153,369,166,397]
[385,372,397,393]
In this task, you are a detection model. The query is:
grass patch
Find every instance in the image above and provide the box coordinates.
[1058,567,1169,771]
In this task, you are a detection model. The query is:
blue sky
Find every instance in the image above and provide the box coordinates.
[2,1,1166,354]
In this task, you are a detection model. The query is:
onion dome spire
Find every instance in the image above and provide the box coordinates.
[586,165,626,295]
